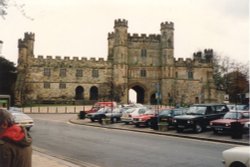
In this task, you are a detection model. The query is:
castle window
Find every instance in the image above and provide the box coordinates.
[76,69,83,77]
[188,71,193,79]
[44,82,50,89]
[44,68,51,77]
[60,68,66,77]
[140,69,147,77]
[175,72,178,78]
[92,69,99,78]
[59,83,66,89]
[141,49,147,58]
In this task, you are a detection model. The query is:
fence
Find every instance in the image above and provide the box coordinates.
[22,105,92,114]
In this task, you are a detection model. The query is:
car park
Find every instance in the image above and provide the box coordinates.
[210,111,250,134]
[173,104,229,133]
[132,109,156,127]
[222,146,250,167]
[11,112,34,131]
[121,107,148,124]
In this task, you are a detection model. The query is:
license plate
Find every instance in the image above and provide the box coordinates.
[215,127,223,131]
[178,125,185,128]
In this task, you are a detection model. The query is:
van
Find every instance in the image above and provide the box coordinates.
[86,101,117,113]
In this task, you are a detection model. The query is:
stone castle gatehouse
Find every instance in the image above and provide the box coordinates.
[15,19,223,105]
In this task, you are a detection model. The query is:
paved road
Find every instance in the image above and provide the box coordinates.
[29,114,239,167]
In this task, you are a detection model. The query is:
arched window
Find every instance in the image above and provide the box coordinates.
[90,86,98,100]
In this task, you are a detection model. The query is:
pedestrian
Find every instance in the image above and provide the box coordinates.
[0,108,32,167]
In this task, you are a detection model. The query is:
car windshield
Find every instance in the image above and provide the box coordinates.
[223,112,242,119]
[13,113,32,121]
[186,106,206,115]
[97,108,110,113]
[144,110,155,115]
[160,109,172,116]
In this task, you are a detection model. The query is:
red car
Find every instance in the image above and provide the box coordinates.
[210,111,250,134]
[132,109,157,127]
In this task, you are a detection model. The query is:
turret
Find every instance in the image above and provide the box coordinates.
[160,21,174,65]
[17,32,35,69]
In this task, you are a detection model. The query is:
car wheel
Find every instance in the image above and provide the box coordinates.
[26,127,31,131]
[213,129,218,134]
[194,124,203,133]
[90,118,95,122]
[176,127,183,133]
[230,162,246,167]
[112,117,117,123]
[124,122,129,125]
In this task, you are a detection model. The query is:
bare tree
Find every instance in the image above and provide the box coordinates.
[0,0,33,20]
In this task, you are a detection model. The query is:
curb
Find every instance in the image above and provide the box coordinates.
[33,146,101,167]
[69,119,250,146]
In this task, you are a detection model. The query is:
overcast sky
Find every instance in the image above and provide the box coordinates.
[0,0,249,65]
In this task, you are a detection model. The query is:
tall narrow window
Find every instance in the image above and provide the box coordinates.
[44,68,51,77]
[60,68,66,77]
[141,48,147,58]
[92,69,99,78]
[76,69,83,77]
[188,71,193,79]
[175,72,178,78]
[140,69,147,77]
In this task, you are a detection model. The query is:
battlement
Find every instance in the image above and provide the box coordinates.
[36,55,108,63]
[24,32,35,41]
[108,32,115,39]
[128,33,161,42]
[193,49,213,63]
[161,21,174,30]
[18,39,28,48]
[114,19,128,27]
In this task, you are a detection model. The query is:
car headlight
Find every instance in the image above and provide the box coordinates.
[210,122,213,126]
[173,119,176,123]
[187,120,194,124]
[225,123,230,127]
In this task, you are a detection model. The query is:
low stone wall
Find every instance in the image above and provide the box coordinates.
[22,105,92,114]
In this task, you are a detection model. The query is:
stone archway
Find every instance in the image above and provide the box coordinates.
[130,85,145,104]
[150,93,157,105]
[90,86,98,100]
[75,86,84,100]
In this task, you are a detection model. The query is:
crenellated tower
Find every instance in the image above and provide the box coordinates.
[160,21,174,65]
[15,32,35,105]
[112,19,129,103]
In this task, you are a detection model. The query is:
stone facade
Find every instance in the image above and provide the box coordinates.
[15,19,224,105]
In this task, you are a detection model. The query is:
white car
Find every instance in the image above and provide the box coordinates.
[121,107,148,124]
[12,112,34,131]
[222,146,250,167]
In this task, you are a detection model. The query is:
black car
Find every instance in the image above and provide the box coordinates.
[173,104,229,133]
[149,108,187,130]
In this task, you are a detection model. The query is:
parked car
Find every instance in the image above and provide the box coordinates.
[121,107,148,124]
[9,107,23,113]
[86,107,112,122]
[222,146,250,167]
[173,104,229,133]
[132,109,156,127]
[157,108,188,127]
[11,112,34,131]
[85,101,117,114]
[105,108,123,123]
[210,111,250,134]
[243,121,250,134]
[227,104,248,111]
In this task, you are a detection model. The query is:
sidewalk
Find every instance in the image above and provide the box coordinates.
[33,150,80,167]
